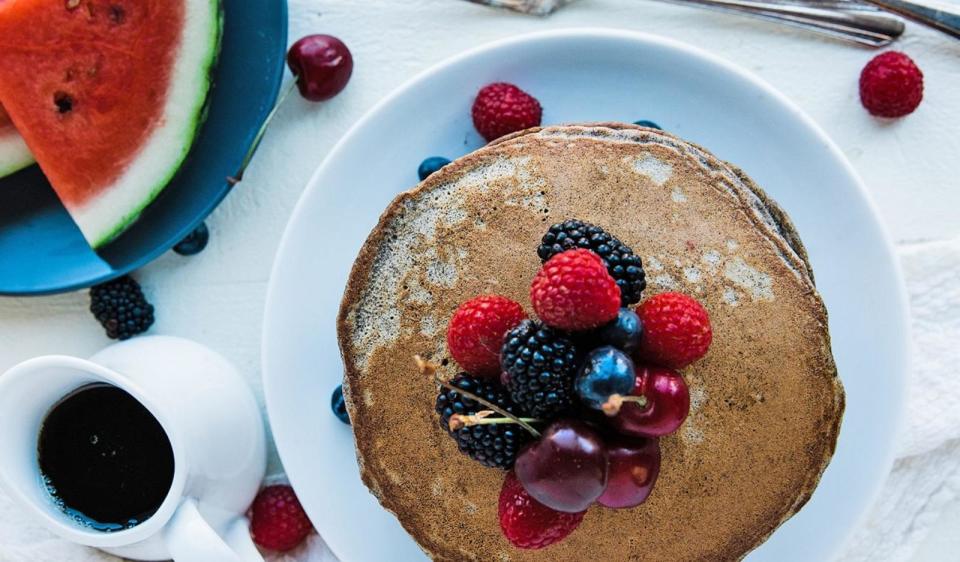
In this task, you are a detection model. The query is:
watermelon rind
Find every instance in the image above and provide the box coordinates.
[0,131,33,179]
[76,0,224,249]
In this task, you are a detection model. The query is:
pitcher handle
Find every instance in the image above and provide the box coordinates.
[164,498,264,562]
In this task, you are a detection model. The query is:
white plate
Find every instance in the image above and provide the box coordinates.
[262,29,908,562]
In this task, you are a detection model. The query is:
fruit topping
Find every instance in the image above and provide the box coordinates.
[609,364,690,438]
[531,249,621,331]
[287,34,354,102]
[435,374,533,469]
[500,320,580,419]
[250,485,314,551]
[447,295,527,377]
[515,419,609,513]
[499,470,585,549]
[472,82,542,142]
[632,119,662,130]
[418,156,451,180]
[331,384,350,425]
[417,214,713,548]
[637,292,712,369]
[596,436,661,509]
[575,346,637,411]
[89,275,155,340]
[538,220,646,305]
[859,51,923,118]
[173,222,209,256]
[591,308,644,353]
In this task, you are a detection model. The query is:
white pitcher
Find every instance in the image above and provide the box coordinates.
[0,336,267,562]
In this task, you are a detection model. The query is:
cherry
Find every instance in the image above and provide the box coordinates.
[596,436,661,509]
[228,34,354,185]
[286,34,353,102]
[514,419,608,513]
[609,364,690,438]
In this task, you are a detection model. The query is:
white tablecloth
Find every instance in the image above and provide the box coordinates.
[0,0,958,560]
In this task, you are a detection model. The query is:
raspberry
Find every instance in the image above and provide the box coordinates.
[530,249,621,331]
[472,82,542,142]
[250,485,313,551]
[447,295,527,376]
[859,51,923,118]
[637,292,712,369]
[498,470,585,549]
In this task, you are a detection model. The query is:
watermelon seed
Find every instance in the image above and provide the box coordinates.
[65,0,80,10]
[54,92,74,114]
[108,5,125,24]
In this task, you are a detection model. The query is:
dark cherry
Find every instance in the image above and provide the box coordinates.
[286,34,353,102]
[514,419,608,513]
[596,436,661,509]
[610,364,690,438]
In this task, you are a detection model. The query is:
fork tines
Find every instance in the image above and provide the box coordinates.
[463,0,578,16]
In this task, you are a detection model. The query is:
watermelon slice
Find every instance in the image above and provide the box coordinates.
[0,0,223,248]
[0,103,33,179]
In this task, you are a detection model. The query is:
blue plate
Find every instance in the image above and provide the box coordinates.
[0,0,288,296]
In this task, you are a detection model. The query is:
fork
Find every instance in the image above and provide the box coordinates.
[462,0,577,16]
[464,0,905,46]
[655,0,906,46]
[860,0,960,40]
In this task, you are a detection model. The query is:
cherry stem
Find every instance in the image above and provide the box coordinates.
[414,355,542,439]
[602,394,648,417]
[227,76,300,186]
[448,410,541,431]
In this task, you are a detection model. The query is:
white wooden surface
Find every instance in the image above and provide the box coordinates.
[0,0,958,560]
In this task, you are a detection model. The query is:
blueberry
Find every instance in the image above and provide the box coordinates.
[173,222,209,256]
[575,346,636,410]
[418,156,451,180]
[331,384,350,425]
[595,308,644,353]
[633,120,662,130]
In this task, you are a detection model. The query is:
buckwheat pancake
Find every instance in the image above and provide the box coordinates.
[337,123,844,561]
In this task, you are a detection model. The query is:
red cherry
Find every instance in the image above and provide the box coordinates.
[515,419,608,513]
[596,436,661,509]
[610,364,689,438]
[286,34,353,102]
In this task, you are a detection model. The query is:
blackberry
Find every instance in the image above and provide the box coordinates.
[537,219,647,305]
[89,276,155,340]
[435,374,531,469]
[500,320,579,419]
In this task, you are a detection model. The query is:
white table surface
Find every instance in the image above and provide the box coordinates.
[0,0,958,560]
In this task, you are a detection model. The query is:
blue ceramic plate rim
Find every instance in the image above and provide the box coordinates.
[0,0,288,296]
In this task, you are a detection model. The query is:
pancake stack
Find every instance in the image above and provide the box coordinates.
[338,123,844,561]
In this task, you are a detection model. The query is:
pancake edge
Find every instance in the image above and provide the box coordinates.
[338,123,844,562]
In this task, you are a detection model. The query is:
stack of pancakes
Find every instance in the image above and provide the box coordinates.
[338,124,844,561]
